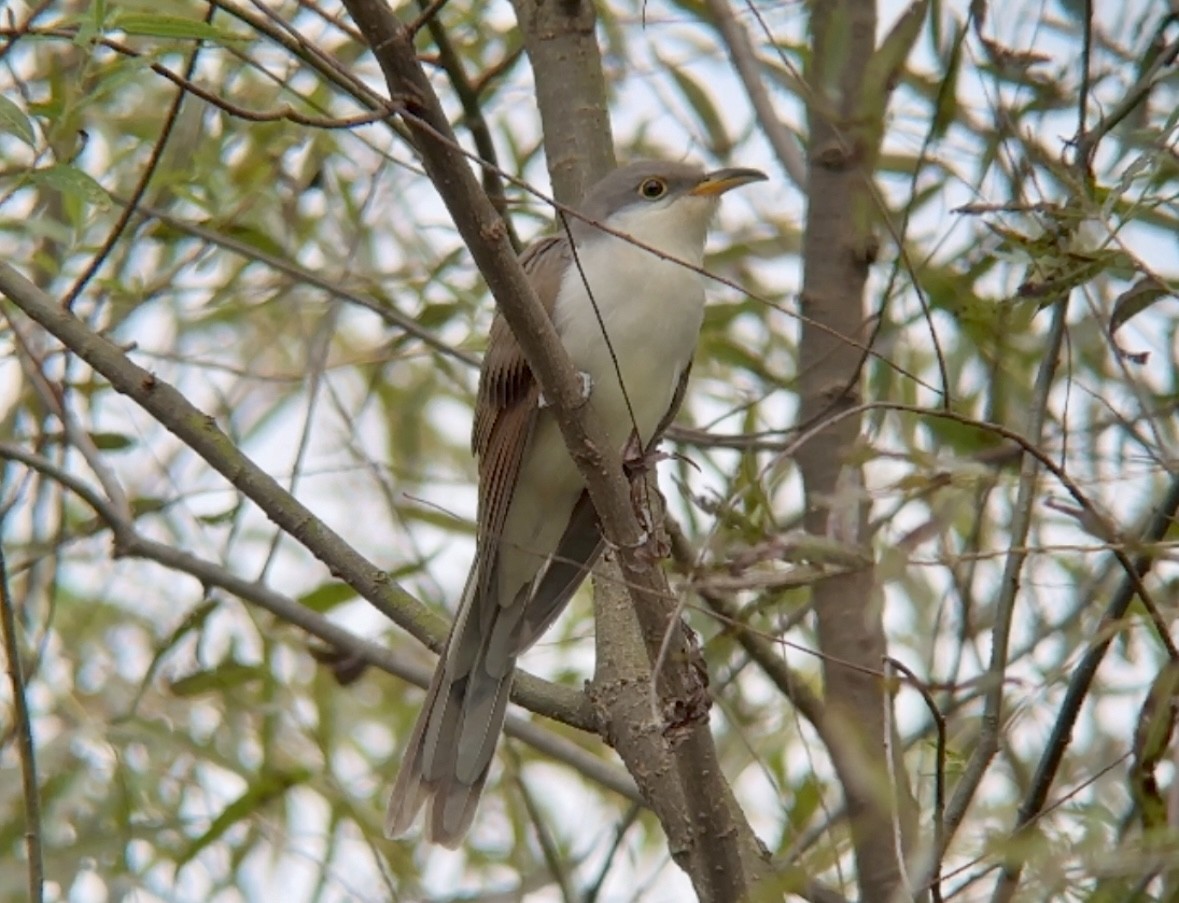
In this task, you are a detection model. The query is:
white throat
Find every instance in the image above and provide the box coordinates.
[551,199,714,451]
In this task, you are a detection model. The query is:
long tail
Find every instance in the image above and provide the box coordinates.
[384,583,517,848]
[385,493,603,846]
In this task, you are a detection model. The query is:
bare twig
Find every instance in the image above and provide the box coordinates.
[0,263,448,658]
[4,315,133,524]
[0,524,44,903]
[415,0,520,248]
[334,1,764,895]
[61,5,211,310]
[0,27,398,130]
[990,472,1179,902]
[703,0,806,189]
[0,442,654,801]
[886,657,947,903]
[1074,29,1179,167]
[115,197,478,367]
[945,297,1068,890]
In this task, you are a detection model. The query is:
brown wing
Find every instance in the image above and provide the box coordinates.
[470,235,572,596]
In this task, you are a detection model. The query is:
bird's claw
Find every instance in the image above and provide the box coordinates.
[538,371,594,410]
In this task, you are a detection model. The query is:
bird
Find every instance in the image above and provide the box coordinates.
[385,160,767,846]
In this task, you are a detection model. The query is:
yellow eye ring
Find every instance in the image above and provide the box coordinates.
[638,178,667,199]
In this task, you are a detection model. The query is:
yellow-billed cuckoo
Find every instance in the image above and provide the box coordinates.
[386,160,767,846]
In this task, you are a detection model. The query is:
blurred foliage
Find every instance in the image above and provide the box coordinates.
[2,0,1179,900]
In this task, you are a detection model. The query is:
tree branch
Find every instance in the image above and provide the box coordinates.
[704,0,806,189]
[0,440,652,804]
[508,0,615,202]
[335,1,762,895]
[0,262,450,637]
[796,0,922,895]
[0,522,43,903]
[990,471,1179,902]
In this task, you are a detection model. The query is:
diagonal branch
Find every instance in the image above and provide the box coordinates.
[0,265,592,726]
[335,0,765,896]
[0,440,643,798]
[704,0,806,189]
[0,523,43,903]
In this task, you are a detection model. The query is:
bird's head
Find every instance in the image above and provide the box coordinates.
[571,160,767,261]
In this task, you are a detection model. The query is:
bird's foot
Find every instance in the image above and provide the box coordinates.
[622,436,672,479]
[538,371,594,410]
[627,476,672,564]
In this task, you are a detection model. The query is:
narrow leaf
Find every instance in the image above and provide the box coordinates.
[90,431,136,451]
[664,62,731,156]
[297,582,357,614]
[1110,277,1171,337]
[169,660,264,696]
[29,164,112,210]
[0,95,36,146]
[930,22,965,139]
[176,769,311,867]
[113,13,236,42]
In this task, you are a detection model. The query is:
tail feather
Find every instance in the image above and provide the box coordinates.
[385,492,604,846]
[455,667,514,783]
[385,578,518,848]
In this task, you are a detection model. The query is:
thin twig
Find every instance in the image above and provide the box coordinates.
[703,0,805,189]
[991,472,1179,902]
[0,442,651,783]
[1075,29,1179,166]
[116,197,477,367]
[938,300,1067,852]
[335,2,763,895]
[0,27,399,130]
[61,5,211,310]
[0,525,44,903]
[414,0,520,248]
[881,660,915,901]
[887,657,947,903]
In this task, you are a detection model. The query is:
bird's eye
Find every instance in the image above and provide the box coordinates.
[638,178,667,199]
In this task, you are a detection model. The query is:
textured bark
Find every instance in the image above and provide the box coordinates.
[511,6,770,898]
[509,0,616,199]
[799,0,917,897]
[337,0,763,894]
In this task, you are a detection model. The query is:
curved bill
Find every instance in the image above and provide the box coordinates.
[689,167,769,196]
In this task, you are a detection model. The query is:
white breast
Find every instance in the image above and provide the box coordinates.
[493,209,709,607]
[551,214,707,452]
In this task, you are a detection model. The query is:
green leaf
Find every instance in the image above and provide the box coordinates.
[1132,663,1179,830]
[785,774,823,833]
[176,768,311,868]
[297,582,357,614]
[195,508,238,526]
[90,431,136,451]
[0,94,36,147]
[112,13,239,42]
[664,61,731,156]
[169,661,264,696]
[123,599,218,717]
[860,0,930,117]
[1110,277,1172,337]
[218,221,287,258]
[924,416,1004,456]
[29,164,112,211]
[930,21,965,139]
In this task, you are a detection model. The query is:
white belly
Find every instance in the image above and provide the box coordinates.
[493,230,707,606]
[553,232,706,450]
